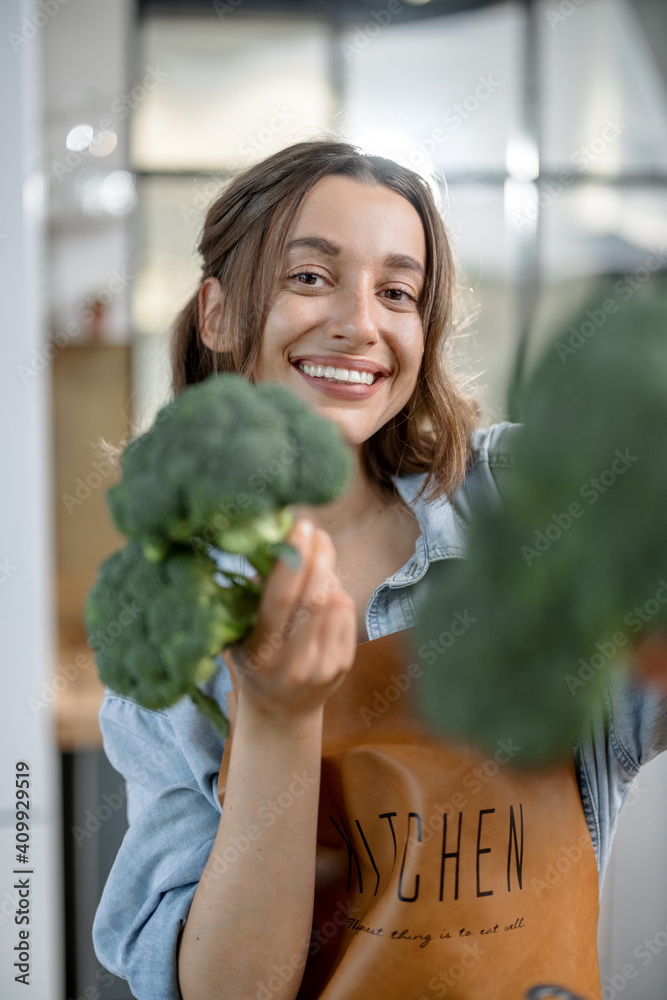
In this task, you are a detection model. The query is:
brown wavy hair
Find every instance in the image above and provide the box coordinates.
[171,139,481,504]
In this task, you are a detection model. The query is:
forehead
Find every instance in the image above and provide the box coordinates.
[290,174,427,266]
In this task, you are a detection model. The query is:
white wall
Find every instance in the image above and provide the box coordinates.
[599,753,667,997]
[0,1,62,997]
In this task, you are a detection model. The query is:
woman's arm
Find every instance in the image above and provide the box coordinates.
[178,519,356,1000]
[178,699,324,1000]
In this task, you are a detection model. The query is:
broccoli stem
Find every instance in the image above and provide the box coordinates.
[188,685,230,738]
[245,546,277,579]
[245,541,301,580]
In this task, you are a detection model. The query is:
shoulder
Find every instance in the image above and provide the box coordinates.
[467,420,523,471]
[391,420,523,561]
[453,419,523,525]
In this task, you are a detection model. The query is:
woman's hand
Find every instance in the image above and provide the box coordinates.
[226,518,357,722]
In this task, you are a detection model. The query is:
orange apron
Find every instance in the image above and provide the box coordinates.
[218,630,602,1000]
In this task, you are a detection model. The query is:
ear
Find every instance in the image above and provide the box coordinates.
[198,277,227,352]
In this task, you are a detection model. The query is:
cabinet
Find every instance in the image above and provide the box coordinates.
[52,343,136,998]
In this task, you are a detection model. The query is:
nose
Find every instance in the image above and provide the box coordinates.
[324,283,378,347]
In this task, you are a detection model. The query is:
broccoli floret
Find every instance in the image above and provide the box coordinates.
[107,374,352,563]
[415,279,667,761]
[85,539,264,736]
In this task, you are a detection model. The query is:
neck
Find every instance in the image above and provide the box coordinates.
[292,448,397,548]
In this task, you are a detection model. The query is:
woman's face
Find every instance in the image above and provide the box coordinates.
[252,174,427,450]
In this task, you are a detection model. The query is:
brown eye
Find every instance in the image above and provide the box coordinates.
[382,288,417,303]
[289,271,324,287]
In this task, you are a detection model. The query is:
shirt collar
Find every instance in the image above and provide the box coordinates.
[388,471,470,587]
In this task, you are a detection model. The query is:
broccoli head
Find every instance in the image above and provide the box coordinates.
[107,374,353,560]
[84,538,262,735]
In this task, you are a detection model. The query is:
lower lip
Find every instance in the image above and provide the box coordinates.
[292,364,387,400]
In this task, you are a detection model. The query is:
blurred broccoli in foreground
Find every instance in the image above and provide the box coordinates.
[85,374,353,735]
[415,279,667,761]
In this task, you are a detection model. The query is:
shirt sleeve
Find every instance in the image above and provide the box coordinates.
[452,420,523,522]
[576,668,667,886]
[92,669,231,1000]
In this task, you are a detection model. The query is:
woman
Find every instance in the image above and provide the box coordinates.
[93,140,666,1000]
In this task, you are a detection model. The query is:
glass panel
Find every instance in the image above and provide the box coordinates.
[131,175,223,337]
[539,0,667,176]
[131,14,334,171]
[440,182,521,423]
[342,3,523,177]
[131,175,225,427]
[528,184,667,371]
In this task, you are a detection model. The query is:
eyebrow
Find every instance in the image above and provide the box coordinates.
[286,237,426,282]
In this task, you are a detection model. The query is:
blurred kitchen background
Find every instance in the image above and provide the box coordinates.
[1,0,666,996]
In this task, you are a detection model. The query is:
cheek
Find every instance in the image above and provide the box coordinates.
[395,324,424,378]
[263,295,322,348]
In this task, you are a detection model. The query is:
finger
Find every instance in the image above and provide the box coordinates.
[301,530,339,611]
[261,518,316,623]
[317,592,357,682]
[339,598,357,669]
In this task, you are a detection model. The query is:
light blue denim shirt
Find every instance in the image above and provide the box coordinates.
[92,421,667,1000]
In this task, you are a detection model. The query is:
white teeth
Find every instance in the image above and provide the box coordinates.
[298,362,377,385]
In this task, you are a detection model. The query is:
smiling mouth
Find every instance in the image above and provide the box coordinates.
[295,362,380,385]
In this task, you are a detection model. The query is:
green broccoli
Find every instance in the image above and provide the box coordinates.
[86,374,353,731]
[85,539,260,735]
[107,374,352,571]
[415,278,667,761]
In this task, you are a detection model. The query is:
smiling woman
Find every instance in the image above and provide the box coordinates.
[91,139,666,1000]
